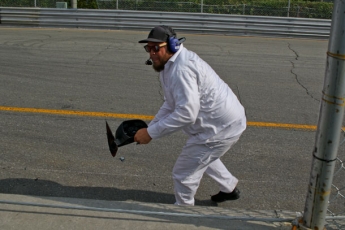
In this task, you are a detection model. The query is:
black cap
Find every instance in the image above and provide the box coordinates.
[138,26,176,43]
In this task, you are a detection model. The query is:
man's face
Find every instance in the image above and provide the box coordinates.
[146,42,173,72]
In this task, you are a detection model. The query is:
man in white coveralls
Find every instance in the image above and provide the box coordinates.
[134,25,246,206]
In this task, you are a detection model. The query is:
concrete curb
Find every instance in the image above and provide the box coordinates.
[0,193,295,230]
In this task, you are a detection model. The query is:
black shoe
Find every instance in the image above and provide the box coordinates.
[211,188,240,202]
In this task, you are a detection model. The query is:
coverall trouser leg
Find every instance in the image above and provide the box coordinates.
[172,135,240,205]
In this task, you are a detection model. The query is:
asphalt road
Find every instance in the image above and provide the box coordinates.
[0,27,339,212]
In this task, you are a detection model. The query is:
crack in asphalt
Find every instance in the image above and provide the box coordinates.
[288,43,319,102]
[86,45,112,65]
[234,84,247,116]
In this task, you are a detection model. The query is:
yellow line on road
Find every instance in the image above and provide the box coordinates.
[0,106,154,120]
[247,121,316,130]
[0,106,317,131]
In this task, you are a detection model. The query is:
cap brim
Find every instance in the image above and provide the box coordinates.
[138,38,166,43]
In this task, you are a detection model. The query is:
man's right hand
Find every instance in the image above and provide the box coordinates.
[134,128,152,144]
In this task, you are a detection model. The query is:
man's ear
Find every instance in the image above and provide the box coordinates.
[166,47,174,56]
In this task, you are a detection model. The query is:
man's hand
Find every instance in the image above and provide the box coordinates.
[134,128,152,144]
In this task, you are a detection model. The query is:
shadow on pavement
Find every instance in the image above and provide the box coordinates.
[0,178,215,206]
[0,178,291,230]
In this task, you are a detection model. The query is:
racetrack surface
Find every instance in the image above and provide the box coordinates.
[0,27,336,212]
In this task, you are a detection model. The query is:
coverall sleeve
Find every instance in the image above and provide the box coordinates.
[148,100,172,126]
[147,70,200,139]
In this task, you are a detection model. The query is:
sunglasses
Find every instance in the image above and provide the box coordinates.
[144,43,167,53]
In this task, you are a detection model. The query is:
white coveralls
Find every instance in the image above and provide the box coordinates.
[147,44,246,205]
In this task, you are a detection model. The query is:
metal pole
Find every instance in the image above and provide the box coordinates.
[71,0,77,9]
[243,4,245,15]
[201,0,203,13]
[116,0,118,10]
[301,0,345,229]
[34,0,36,7]
[287,0,290,17]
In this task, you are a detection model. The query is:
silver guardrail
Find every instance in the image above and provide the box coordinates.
[0,7,331,39]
